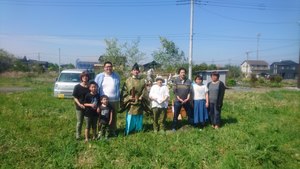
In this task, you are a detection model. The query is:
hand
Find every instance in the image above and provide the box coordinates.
[182,99,189,104]
[92,104,97,109]
[80,104,85,109]
[130,96,136,101]
[205,102,209,108]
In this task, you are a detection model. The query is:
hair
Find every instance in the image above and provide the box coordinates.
[89,81,97,87]
[80,71,90,82]
[210,71,220,78]
[100,95,109,101]
[103,61,113,67]
[177,67,187,74]
[194,75,203,81]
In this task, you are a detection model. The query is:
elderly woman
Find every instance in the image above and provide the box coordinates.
[149,76,169,133]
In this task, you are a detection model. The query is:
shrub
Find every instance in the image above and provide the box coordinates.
[270,75,283,83]
[258,77,265,84]
[226,79,237,86]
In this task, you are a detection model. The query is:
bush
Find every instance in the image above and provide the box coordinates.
[270,75,283,83]
[258,77,265,84]
[226,79,237,86]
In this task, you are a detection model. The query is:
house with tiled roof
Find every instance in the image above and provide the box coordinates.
[270,60,298,79]
[240,60,269,77]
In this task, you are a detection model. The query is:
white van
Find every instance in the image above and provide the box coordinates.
[53,69,95,98]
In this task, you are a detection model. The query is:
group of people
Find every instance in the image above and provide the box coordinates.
[72,61,225,142]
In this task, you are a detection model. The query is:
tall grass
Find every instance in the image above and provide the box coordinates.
[0,75,299,168]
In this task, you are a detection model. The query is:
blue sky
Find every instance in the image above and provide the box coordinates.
[0,0,299,66]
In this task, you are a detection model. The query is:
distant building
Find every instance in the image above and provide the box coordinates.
[143,61,161,71]
[195,70,228,85]
[240,60,269,77]
[19,56,49,70]
[270,60,299,79]
[75,59,98,70]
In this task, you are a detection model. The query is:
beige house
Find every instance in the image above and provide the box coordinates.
[241,60,269,77]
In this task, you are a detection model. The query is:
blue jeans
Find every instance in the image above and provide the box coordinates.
[172,100,193,129]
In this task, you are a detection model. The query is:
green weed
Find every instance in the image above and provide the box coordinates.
[0,76,299,168]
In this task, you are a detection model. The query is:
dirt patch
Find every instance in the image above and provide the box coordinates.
[76,146,97,168]
[0,87,32,93]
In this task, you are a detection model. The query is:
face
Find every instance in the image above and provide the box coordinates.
[89,84,97,93]
[81,75,89,83]
[156,79,163,86]
[104,63,113,75]
[195,77,202,85]
[179,69,186,79]
[211,75,219,82]
[101,97,108,105]
[131,69,140,76]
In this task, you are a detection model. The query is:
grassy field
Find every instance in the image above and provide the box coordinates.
[0,74,299,168]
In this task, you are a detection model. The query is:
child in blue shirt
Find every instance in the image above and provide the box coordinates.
[83,81,100,142]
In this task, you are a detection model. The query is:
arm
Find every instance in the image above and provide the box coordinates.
[205,92,209,108]
[217,82,226,109]
[149,86,158,101]
[109,110,113,125]
[183,83,192,103]
[74,97,85,109]
[73,85,85,109]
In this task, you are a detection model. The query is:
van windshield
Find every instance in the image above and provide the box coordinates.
[58,73,81,82]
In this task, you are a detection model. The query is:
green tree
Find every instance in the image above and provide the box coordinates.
[224,64,242,79]
[98,38,127,68]
[207,64,217,70]
[13,59,30,72]
[124,38,145,68]
[48,63,59,71]
[0,49,14,73]
[192,63,208,73]
[152,37,186,70]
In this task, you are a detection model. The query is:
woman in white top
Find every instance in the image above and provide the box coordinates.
[149,76,170,133]
[192,75,209,128]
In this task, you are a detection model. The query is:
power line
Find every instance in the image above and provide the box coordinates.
[0,0,178,7]
[202,8,296,25]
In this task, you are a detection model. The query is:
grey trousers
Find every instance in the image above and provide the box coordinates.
[209,103,221,126]
[109,101,120,133]
[76,109,84,138]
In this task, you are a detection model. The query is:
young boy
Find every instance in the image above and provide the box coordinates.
[83,81,100,142]
[97,95,113,140]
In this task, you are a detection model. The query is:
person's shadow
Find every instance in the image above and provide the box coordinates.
[221,116,238,127]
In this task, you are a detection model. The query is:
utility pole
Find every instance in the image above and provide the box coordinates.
[297,20,300,89]
[257,33,261,60]
[188,0,194,80]
[246,51,250,76]
[59,48,61,73]
[38,52,40,61]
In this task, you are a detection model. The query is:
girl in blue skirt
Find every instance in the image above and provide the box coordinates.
[192,75,209,128]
